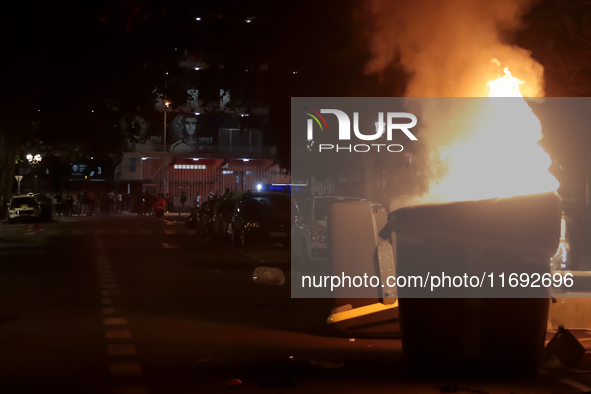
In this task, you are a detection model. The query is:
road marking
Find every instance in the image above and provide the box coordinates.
[95,236,145,391]
[101,290,121,296]
[109,363,142,376]
[108,344,137,356]
[105,330,131,339]
[104,318,128,325]
[560,379,591,392]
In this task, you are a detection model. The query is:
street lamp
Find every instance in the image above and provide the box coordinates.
[27,153,42,193]
[164,100,170,198]
[27,154,42,164]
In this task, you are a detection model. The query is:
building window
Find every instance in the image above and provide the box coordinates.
[129,158,136,172]
[174,164,206,169]
[222,170,234,174]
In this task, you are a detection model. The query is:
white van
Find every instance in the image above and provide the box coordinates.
[7,194,42,224]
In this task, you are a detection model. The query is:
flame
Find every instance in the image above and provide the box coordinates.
[487,68,523,97]
[414,65,559,204]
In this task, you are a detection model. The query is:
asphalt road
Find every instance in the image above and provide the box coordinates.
[0,213,587,393]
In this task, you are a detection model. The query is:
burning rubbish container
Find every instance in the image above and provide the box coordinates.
[388,192,561,372]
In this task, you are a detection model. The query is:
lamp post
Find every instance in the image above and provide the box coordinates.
[26,153,42,193]
[164,100,170,198]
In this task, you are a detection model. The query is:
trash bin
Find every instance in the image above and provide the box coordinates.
[389,192,561,373]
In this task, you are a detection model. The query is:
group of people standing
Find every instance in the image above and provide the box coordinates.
[52,188,231,217]
[54,190,135,216]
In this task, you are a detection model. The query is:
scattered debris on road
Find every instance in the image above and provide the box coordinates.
[544,326,587,368]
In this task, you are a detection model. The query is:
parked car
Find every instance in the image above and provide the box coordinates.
[228,191,292,247]
[292,196,367,264]
[210,191,243,242]
[6,194,43,224]
[197,200,215,235]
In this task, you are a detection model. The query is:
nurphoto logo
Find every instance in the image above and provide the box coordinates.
[303,108,418,153]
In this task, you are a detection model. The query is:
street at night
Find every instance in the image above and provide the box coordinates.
[4,0,591,393]
[0,213,588,393]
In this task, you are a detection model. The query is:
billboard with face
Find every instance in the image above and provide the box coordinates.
[121,112,223,153]
[121,112,163,152]
[169,113,209,152]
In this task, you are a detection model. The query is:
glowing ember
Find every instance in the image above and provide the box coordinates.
[414,64,559,204]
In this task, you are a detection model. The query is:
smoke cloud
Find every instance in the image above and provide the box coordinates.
[361,0,549,210]
[363,0,544,97]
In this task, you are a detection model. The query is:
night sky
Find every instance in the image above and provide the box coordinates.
[1,0,589,170]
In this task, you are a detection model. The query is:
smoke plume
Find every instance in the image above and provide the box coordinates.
[363,0,544,97]
[361,0,549,210]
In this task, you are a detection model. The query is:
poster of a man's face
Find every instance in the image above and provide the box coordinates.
[122,114,150,143]
[169,114,204,153]
[184,116,198,136]
[121,113,162,152]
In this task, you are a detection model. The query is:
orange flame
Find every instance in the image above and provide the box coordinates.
[415,65,559,204]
